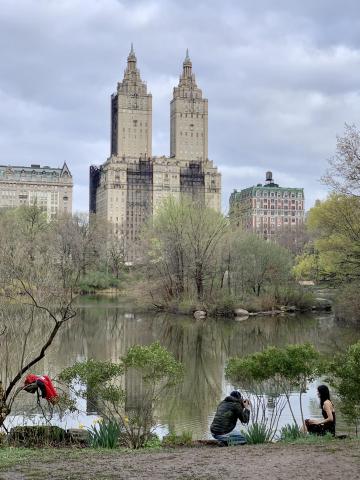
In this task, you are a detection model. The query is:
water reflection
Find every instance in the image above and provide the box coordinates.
[5,296,360,437]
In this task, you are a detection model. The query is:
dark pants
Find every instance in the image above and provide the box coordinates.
[211,431,246,446]
[305,419,335,436]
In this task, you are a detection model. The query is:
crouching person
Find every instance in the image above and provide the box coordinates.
[210,390,250,446]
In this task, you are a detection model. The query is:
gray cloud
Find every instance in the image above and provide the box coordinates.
[1,0,360,212]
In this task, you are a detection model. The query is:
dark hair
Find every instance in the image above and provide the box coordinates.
[230,390,242,400]
[317,384,330,409]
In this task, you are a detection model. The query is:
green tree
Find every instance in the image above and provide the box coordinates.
[221,232,292,297]
[303,194,360,281]
[60,342,184,448]
[226,344,321,429]
[329,341,360,435]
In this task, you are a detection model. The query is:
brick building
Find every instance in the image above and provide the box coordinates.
[229,171,304,240]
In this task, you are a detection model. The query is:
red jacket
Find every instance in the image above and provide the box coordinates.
[24,374,58,403]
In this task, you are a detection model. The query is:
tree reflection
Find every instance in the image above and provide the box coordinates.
[6,295,360,437]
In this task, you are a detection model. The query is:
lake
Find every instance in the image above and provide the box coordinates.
[6,296,360,438]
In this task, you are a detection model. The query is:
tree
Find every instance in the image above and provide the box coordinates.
[273,224,310,256]
[143,197,227,302]
[328,341,360,435]
[221,232,292,297]
[322,123,360,197]
[304,194,360,281]
[226,343,321,429]
[60,342,184,448]
[0,207,100,432]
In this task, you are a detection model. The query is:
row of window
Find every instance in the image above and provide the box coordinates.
[255,191,303,198]
[178,113,205,119]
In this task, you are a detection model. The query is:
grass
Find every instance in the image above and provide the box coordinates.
[0,448,39,470]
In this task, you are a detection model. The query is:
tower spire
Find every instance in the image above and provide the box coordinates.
[184,48,190,62]
[127,43,137,71]
[183,48,192,77]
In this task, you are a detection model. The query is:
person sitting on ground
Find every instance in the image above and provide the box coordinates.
[210,390,250,445]
[305,384,336,436]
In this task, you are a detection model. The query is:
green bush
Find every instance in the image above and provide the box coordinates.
[208,294,236,316]
[60,342,184,449]
[275,285,315,310]
[88,420,121,449]
[162,430,193,447]
[334,283,360,327]
[143,435,162,449]
[329,341,360,434]
[79,270,121,293]
[279,423,303,441]
[241,422,272,444]
[8,426,66,447]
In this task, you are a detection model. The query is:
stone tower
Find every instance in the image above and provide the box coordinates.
[110,44,152,158]
[90,48,221,262]
[170,50,208,161]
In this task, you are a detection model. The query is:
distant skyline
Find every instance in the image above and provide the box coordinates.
[1,0,360,212]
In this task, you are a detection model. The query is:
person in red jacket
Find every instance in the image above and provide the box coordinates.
[24,374,59,404]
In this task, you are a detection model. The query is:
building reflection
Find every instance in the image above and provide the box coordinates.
[4,297,360,437]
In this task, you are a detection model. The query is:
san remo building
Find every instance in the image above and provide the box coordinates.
[90,46,221,260]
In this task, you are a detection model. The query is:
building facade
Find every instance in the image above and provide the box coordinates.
[229,171,304,239]
[0,162,73,220]
[90,47,221,260]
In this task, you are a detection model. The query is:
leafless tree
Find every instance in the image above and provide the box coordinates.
[0,207,100,432]
[322,123,360,197]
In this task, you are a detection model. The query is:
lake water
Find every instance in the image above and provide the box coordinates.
[6,296,360,438]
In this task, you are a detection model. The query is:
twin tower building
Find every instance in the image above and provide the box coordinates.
[90,46,221,260]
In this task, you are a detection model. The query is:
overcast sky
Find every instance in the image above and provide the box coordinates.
[1,0,360,212]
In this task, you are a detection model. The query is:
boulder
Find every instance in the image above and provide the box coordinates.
[234,308,249,317]
[194,310,207,319]
[8,425,67,447]
[313,298,332,311]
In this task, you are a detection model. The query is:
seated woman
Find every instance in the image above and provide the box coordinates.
[305,384,336,436]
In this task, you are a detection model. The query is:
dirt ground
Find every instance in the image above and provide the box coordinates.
[1,442,360,480]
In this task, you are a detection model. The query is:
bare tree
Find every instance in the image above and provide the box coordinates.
[143,197,227,303]
[322,123,360,197]
[0,207,100,432]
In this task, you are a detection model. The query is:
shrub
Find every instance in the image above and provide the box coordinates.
[162,430,193,447]
[79,270,121,293]
[60,342,184,449]
[226,343,321,428]
[208,294,236,316]
[241,422,272,444]
[88,420,121,449]
[334,282,360,327]
[279,423,303,441]
[8,426,66,447]
[328,341,360,435]
[275,285,315,310]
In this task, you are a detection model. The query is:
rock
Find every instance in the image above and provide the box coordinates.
[313,298,332,311]
[234,308,249,317]
[8,426,67,447]
[67,428,89,444]
[234,315,249,322]
[194,310,207,319]
[280,305,296,312]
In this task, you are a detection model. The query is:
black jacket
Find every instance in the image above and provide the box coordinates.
[210,396,250,435]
